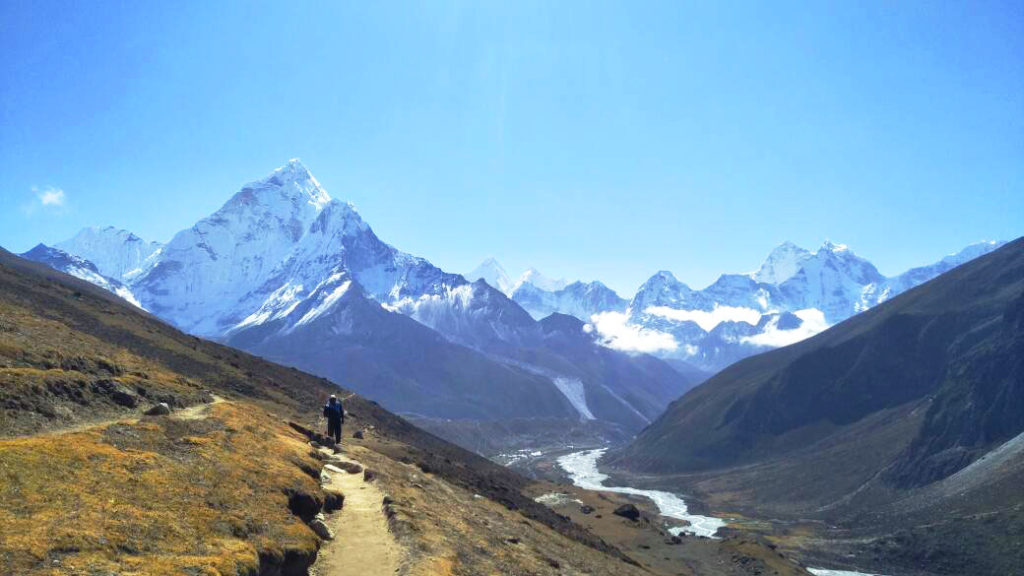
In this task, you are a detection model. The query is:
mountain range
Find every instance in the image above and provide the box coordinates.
[21,160,698,450]
[468,240,1006,372]
[21,160,1006,453]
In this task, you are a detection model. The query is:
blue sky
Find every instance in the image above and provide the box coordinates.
[1,1,1021,295]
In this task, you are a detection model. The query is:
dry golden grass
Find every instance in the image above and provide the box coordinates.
[0,402,321,575]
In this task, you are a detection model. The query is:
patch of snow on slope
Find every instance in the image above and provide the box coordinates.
[296,277,351,327]
[741,308,829,347]
[645,304,762,331]
[234,283,305,330]
[551,377,595,420]
[63,265,143,308]
[589,311,678,354]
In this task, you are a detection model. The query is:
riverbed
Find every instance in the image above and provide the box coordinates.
[556,448,727,538]
[557,448,887,576]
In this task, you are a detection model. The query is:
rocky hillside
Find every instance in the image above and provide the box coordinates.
[0,249,625,574]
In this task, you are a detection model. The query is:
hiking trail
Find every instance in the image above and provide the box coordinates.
[33,394,227,438]
[311,446,403,576]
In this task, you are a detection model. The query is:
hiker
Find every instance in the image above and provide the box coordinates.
[323,394,344,444]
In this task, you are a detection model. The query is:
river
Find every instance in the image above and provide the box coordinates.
[556,448,726,538]
[557,448,885,576]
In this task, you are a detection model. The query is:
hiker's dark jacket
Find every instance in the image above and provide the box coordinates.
[323,400,344,423]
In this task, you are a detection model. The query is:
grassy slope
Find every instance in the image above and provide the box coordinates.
[0,249,650,574]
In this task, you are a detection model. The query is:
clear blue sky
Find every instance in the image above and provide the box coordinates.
[1,1,1021,295]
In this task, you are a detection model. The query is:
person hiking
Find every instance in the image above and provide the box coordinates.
[323,394,344,445]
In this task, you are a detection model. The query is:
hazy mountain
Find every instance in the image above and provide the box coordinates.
[466,257,514,294]
[54,225,162,281]
[511,280,628,321]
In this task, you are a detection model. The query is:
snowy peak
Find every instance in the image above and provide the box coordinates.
[221,159,331,223]
[752,241,812,284]
[467,258,514,294]
[20,244,142,308]
[511,279,627,320]
[940,240,1006,267]
[630,270,692,313]
[55,226,161,281]
[513,268,569,293]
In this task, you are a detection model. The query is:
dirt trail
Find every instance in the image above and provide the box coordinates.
[173,394,226,420]
[311,447,403,576]
[34,394,226,437]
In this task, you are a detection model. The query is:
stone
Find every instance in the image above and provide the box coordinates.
[353,429,365,439]
[323,487,344,512]
[309,518,334,540]
[580,505,595,515]
[613,503,641,522]
[325,460,362,474]
[92,379,140,408]
[144,403,171,416]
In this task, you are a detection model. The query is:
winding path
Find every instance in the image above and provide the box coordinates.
[310,448,402,576]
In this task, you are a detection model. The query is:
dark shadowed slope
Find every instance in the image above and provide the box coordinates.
[607,237,1024,576]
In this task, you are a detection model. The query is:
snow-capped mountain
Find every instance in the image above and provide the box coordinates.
[466,258,513,294]
[19,244,142,307]
[54,226,161,282]
[467,258,628,321]
[512,280,628,320]
[37,160,697,442]
[601,240,1007,371]
[512,268,569,293]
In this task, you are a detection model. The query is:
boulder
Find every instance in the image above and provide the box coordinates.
[325,460,362,475]
[144,403,171,416]
[323,487,344,512]
[285,488,323,523]
[309,518,334,540]
[91,379,140,408]
[613,504,641,522]
[353,429,365,439]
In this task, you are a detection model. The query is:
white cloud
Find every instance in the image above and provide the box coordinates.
[37,187,66,207]
[741,308,830,348]
[589,311,678,354]
[23,187,69,215]
[645,304,763,332]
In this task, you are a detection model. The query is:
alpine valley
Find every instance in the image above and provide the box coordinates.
[23,160,1006,457]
